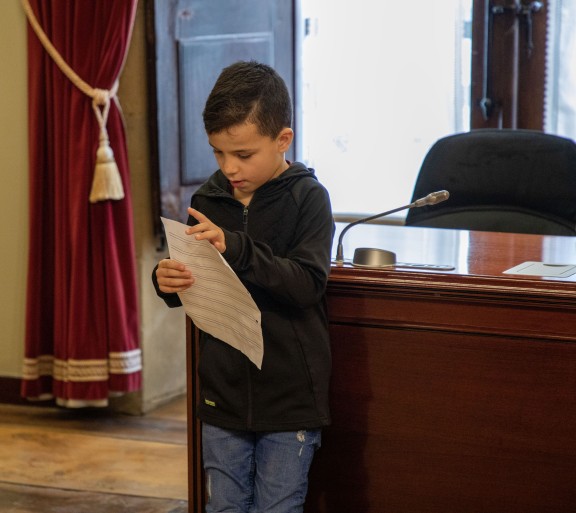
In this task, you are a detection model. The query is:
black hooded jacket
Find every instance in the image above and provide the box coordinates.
[153,162,334,431]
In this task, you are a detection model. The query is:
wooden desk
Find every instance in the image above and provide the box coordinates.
[187,225,576,512]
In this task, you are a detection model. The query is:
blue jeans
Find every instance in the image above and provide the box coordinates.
[202,423,322,513]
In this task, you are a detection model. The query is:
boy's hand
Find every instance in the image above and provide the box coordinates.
[156,259,194,293]
[186,207,227,253]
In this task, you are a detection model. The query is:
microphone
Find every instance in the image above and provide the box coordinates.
[334,190,450,265]
[411,189,450,207]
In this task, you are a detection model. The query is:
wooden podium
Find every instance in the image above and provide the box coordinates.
[186,224,576,512]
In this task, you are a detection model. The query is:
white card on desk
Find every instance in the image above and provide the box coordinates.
[503,261,576,278]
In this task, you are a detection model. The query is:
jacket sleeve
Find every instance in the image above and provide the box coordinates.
[222,182,334,309]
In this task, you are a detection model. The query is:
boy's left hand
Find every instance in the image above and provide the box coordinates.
[186,207,226,253]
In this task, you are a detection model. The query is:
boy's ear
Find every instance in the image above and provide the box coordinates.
[277,128,294,152]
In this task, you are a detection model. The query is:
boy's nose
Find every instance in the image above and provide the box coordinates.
[221,159,239,176]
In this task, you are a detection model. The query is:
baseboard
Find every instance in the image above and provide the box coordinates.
[0,376,28,405]
[0,376,56,406]
[0,377,182,412]
[0,377,149,412]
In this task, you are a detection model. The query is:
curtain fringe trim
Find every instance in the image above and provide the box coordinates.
[56,397,109,408]
[22,349,142,382]
[24,394,109,408]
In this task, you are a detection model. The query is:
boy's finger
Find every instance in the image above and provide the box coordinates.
[159,259,186,271]
[188,207,209,223]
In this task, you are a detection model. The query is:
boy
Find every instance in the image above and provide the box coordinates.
[153,61,334,513]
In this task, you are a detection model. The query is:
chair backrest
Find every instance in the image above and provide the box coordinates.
[405,129,576,235]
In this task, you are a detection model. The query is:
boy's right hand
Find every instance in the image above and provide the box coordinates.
[156,259,195,294]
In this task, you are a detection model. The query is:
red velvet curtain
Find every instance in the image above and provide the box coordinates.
[21,0,141,407]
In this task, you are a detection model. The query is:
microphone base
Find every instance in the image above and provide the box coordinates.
[352,247,397,268]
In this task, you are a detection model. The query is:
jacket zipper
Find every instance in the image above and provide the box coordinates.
[242,205,249,232]
[242,203,252,428]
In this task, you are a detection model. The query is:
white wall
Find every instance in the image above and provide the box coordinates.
[0,1,28,377]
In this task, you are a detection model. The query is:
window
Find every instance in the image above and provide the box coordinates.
[545,0,576,138]
[300,0,473,218]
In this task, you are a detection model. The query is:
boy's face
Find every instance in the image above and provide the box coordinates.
[208,122,293,205]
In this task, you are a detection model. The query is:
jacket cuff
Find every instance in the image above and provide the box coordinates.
[151,264,183,308]
[221,229,243,268]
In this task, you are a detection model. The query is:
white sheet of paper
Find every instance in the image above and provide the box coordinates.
[161,217,263,369]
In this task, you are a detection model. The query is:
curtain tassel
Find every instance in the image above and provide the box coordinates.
[89,91,125,203]
[89,133,125,203]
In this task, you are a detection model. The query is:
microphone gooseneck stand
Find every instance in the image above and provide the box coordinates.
[334,190,450,267]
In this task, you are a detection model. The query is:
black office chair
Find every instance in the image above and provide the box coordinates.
[405,129,576,235]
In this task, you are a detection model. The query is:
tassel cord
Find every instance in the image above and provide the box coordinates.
[21,0,118,117]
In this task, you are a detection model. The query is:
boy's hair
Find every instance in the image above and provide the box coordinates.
[203,60,292,139]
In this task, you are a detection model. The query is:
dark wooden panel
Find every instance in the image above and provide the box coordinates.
[187,318,205,512]
[178,34,274,184]
[305,320,576,512]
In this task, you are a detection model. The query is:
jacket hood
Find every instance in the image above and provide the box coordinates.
[195,161,317,200]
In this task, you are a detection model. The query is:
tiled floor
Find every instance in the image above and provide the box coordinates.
[0,396,188,513]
